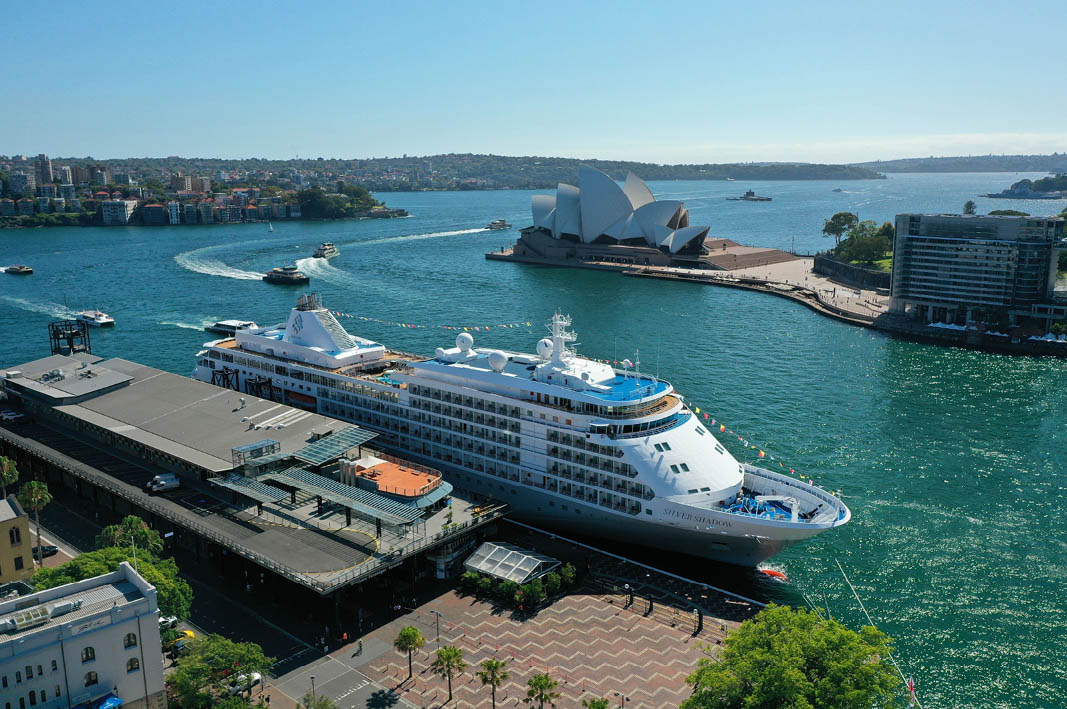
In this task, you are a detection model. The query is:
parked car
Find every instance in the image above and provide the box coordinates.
[32,545,59,561]
[228,672,263,695]
[167,629,196,658]
[158,615,179,629]
[1,410,25,423]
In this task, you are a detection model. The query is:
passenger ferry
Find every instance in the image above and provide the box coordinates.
[486,219,512,230]
[205,320,259,336]
[4,265,33,275]
[313,242,340,259]
[77,310,115,327]
[263,266,310,285]
[192,294,849,566]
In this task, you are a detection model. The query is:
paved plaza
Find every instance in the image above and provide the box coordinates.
[354,589,716,708]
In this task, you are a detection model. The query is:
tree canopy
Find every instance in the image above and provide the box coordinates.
[963,200,977,215]
[32,546,193,619]
[166,633,275,708]
[987,209,1029,216]
[297,187,382,219]
[833,220,892,265]
[822,212,858,247]
[682,604,901,709]
[96,515,164,555]
[0,456,18,497]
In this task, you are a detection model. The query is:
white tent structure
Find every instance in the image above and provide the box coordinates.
[530,167,710,254]
[463,542,561,584]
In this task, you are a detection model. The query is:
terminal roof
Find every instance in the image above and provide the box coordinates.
[293,426,377,466]
[261,466,421,525]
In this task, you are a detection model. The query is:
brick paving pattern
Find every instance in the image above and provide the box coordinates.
[360,590,717,708]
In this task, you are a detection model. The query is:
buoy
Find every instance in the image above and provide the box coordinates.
[760,568,788,581]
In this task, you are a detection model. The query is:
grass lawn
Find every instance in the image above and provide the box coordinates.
[871,257,893,272]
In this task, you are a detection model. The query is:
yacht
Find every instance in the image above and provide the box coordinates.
[486,219,512,230]
[263,266,310,285]
[77,310,115,327]
[205,319,259,336]
[4,265,33,275]
[313,242,340,259]
[192,294,850,566]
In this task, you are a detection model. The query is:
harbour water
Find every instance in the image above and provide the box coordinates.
[2,172,1065,707]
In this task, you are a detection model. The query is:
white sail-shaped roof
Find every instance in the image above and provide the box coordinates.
[622,172,655,210]
[579,166,634,243]
[527,166,709,253]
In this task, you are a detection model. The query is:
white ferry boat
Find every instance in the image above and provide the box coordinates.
[77,310,115,327]
[193,294,849,566]
[313,242,340,259]
[205,319,259,336]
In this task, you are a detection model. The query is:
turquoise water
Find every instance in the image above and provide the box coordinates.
[2,173,1066,707]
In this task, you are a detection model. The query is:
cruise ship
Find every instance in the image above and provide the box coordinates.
[192,294,849,566]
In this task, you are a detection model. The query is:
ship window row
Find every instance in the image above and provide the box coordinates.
[409,423,520,463]
[411,412,521,449]
[409,398,520,433]
[669,463,690,474]
[654,442,671,452]
[546,446,636,478]
[527,472,645,515]
[408,385,522,418]
[547,430,621,457]
[547,462,652,499]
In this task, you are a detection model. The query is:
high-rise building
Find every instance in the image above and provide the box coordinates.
[72,165,91,184]
[141,204,167,226]
[195,176,212,192]
[0,561,167,709]
[36,197,51,213]
[183,203,198,224]
[60,165,73,184]
[36,153,53,184]
[37,183,57,198]
[0,199,16,216]
[0,495,33,583]
[167,201,181,225]
[170,174,192,192]
[60,183,76,200]
[17,198,35,215]
[198,200,214,224]
[101,199,138,225]
[890,213,1067,325]
[10,171,36,197]
[91,166,111,185]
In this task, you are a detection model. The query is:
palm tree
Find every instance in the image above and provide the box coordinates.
[476,658,510,709]
[430,645,467,703]
[18,481,52,567]
[393,626,426,679]
[582,698,611,709]
[0,456,18,497]
[96,515,163,554]
[523,673,560,709]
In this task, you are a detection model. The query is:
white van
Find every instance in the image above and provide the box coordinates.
[146,473,180,493]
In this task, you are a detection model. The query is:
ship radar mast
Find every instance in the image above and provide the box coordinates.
[547,311,578,364]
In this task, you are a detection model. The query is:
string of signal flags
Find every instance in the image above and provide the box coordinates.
[331,311,533,331]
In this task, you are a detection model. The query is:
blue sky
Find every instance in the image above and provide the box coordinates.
[5,0,1065,163]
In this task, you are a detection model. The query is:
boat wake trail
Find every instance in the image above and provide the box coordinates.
[161,319,215,331]
[1,296,78,319]
[174,247,262,280]
[358,228,487,246]
[294,257,351,285]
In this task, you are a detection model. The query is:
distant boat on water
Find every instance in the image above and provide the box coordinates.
[832,188,843,193]
[268,221,274,232]
[727,189,772,202]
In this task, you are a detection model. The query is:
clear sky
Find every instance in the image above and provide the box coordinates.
[5,0,1066,164]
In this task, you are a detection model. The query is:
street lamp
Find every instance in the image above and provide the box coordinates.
[310,675,316,700]
[429,610,443,647]
[624,583,633,607]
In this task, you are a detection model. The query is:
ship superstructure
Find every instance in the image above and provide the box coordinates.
[193,294,849,565]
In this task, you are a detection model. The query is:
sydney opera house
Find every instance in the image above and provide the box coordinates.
[493,166,797,270]
[530,167,710,255]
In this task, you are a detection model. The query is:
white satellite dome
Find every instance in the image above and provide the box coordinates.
[487,350,508,372]
[456,332,474,351]
[536,338,553,359]
[435,347,447,360]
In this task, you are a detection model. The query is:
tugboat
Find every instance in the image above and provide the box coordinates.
[77,310,115,327]
[486,219,512,230]
[4,265,33,275]
[726,189,772,202]
[205,320,259,336]
[313,242,340,259]
[263,266,310,285]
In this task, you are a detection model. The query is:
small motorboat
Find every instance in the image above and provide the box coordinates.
[4,265,33,275]
[77,310,115,327]
[759,568,788,581]
[832,188,843,193]
[486,219,512,230]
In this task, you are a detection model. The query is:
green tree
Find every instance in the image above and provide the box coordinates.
[459,570,481,594]
[18,481,51,566]
[431,645,467,702]
[393,626,426,679]
[836,220,891,265]
[875,221,894,241]
[517,578,545,609]
[542,571,561,598]
[582,698,611,709]
[300,692,338,709]
[476,658,510,709]
[96,515,164,555]
[963,200,977,215]
[822,212,858,247]
[681,603,901,709]
[524,673,561,709]
[166,633,275,708]
[559,563,576,588]
[988,209,1029,217]
[33,546,193,618]
[0,456,18,497]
